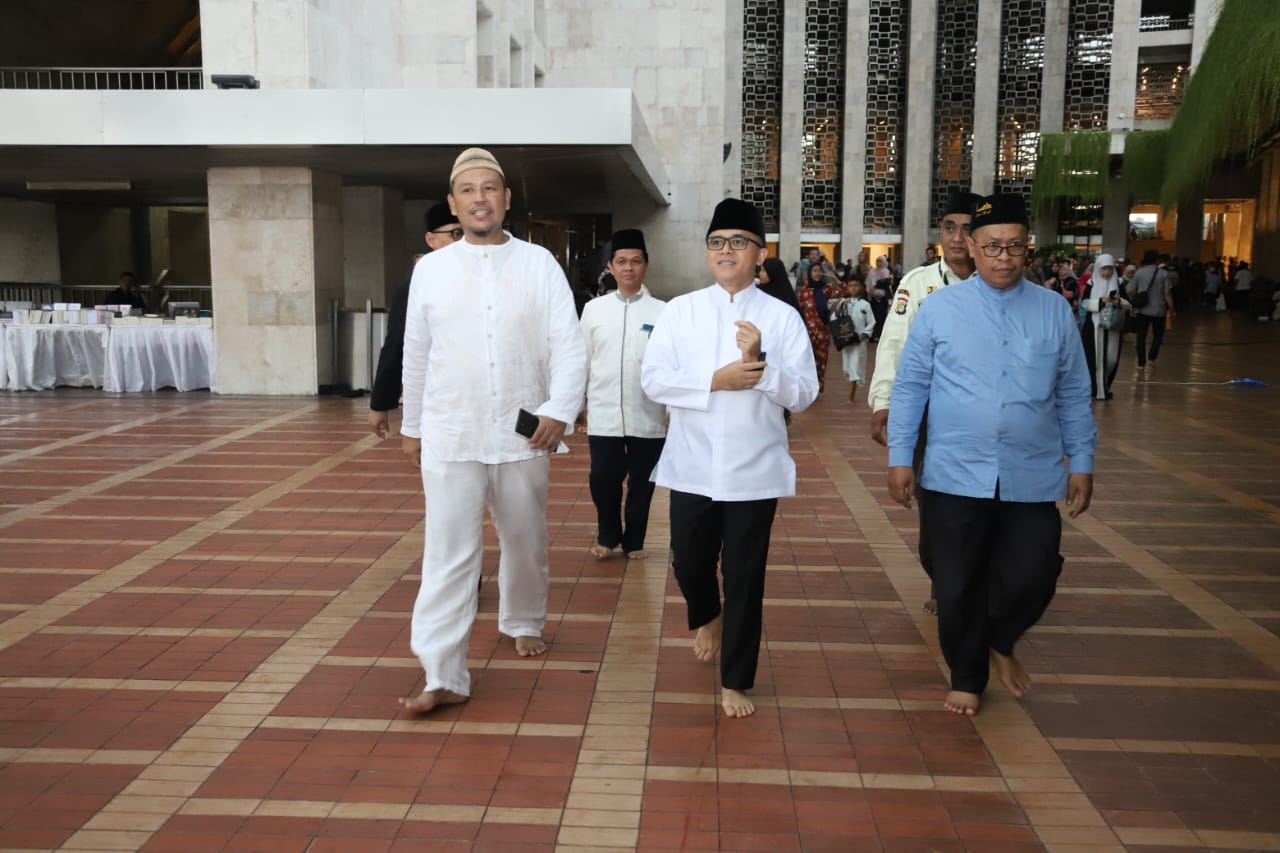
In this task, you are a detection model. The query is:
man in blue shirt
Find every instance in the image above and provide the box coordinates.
[887,193,1097,717]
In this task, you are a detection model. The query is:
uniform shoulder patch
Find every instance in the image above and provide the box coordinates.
[895,288,910,297]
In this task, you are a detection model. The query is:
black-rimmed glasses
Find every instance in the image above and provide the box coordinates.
[978,241,1028,258]
[706,234,764,251]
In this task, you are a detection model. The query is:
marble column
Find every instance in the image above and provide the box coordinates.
[841,0,871,255]
[1101,175,1130,257]
[1190,0,1221,72]
[342,186,407,309]
[902,0,938,267]
[970,0,1003,195]
[208,167,343,395]
[1108,0,1140,138]
[778,2,804,267]
[1035,0,1070,246]
[1175,196,1203,261]
[722,0,745,200]
[0,199,60,284]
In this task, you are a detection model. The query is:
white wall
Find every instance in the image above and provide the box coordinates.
[540,1,728,298]
[0,199,61,283]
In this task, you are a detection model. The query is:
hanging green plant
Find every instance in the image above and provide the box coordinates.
[1123,129,1170,204]
[1160,0,1280,206]
[1031,131,1111,212]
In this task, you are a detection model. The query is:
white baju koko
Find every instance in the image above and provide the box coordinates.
[400,232,587,697]
[835,296,876,382]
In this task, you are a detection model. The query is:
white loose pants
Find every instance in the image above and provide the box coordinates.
[411,455,550,696]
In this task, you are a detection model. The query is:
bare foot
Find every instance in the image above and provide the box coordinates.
[943,690,980,716]
[721,688,756,718]
[515,635,548,657]
[990,650,1031,698]
[923,597,937,615]
[624,550,647,560]
[397,689,468,715]
[693,614,722,663]
[588,543,615,560]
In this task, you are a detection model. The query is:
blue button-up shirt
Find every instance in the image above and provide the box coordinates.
[887,275,1097,502]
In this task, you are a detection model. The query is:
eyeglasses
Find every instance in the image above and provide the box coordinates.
[432,227,464,240]
[706,234,763,251]
[978,241,1028,258]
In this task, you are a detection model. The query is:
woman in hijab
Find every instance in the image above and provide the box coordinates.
[864,255,893,341]
[1080,253,1129,400]
[757,257,802,316]
[796,261,847,393]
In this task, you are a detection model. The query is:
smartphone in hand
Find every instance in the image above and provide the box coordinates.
[515,408,539,438]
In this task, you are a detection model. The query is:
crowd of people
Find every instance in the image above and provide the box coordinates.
[364,148,1103,722]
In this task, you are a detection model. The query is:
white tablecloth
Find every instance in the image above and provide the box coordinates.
[103,325,214,392]
[0,324,7,390]
[2,324,110,390]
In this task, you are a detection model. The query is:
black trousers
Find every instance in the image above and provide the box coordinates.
[1134,313,1165,366]
[588,435,665,553]
[921,488,1062,695]
[669,491,777,691]
[912,409,933,581]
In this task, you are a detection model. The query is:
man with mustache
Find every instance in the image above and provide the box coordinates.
[887,193,1096,717]
[398,148,587,714]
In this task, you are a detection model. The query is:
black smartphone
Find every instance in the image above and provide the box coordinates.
[749,351,766,371]
[515,408,539,438]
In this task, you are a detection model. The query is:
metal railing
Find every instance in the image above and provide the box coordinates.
[0,67,203,90]
[1139,14,1195,32]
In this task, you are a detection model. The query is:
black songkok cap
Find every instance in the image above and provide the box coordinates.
[969,193,1030,231]
[706,198,766,243]
[424,202,459,233]
[944,190,984,218]
[610,228,647,257]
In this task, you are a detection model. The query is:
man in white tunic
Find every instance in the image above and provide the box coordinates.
[579,229,667,560]
[398,148,587,714]
[641,198,819,718]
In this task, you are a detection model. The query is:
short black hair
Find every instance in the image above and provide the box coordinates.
[120,271,135,280]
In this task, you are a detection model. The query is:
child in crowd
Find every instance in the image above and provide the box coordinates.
[832,279,876,402]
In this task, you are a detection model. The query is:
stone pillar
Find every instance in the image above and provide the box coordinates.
[1108,0,1140,137]
[1101,175,1130,258]
[1190,0,1222,72]
[342,186,407,308]
[1035,0,1070,247]
[1175,196,1203,261]
[777,3,805,268]
[0,199,61,284]
[969,0,1002,195]
[1252,149,1278,277]
[902,0,939,267]
[208,167,343,395]
[841,0,871,254]
[722,0,745,199]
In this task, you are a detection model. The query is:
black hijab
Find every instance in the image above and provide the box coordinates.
[758,257,802,316]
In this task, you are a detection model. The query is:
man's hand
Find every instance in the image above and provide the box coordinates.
[402,436,421,467]
[368,409,390,439]
[1065,473,1093,518]
[529,416,567,452]
[712,359,767,392]
[888,466,915,509]
[870,408,889,446]
[575,410,588,435]
[734,320,762,361]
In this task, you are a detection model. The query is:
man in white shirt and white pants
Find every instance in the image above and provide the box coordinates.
[579,229,667,560]
[642,198,819,718]
[398,148,587,714]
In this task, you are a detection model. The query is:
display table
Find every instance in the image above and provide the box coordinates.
[104,325,214,392]
[0,323,214,392]
[2,324,110,391]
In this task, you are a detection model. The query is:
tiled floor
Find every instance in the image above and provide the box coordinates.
[2,310,1279,852]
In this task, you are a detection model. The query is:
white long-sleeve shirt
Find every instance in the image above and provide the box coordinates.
[400,233,587,463]
[580,285,668,438]
[640,282,819,501]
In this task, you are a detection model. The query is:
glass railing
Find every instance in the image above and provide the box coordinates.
[0,67,203,90]
[1139,14,1195,32]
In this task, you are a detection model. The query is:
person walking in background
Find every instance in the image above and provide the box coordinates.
[865,255,893,340]
[831,278,876,402]
[1127,249,1171,373]
[797,260,848,393]
[757,256,802,316]
[1080,253,1129,400]
[578,229,667,561]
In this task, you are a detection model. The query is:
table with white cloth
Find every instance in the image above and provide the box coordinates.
[1,324,110,391]
[0,323,7,390]
[103,325,214,392]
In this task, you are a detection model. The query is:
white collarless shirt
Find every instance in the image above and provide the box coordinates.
[580,285,668,438]
[400,233,587,463]
[641,282,819,501]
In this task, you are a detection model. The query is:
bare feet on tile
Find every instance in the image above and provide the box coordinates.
[943,690,980,716]
[693,614,722,662]
[589,543,616,559]
[991,649,1031,698]
[397,689,468,714]
[923,597,937,615]
[515,635,548,657]
[721,688,755,718]
[625,550,647,560]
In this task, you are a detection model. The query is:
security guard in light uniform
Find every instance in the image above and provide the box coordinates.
[868,190,981,611]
